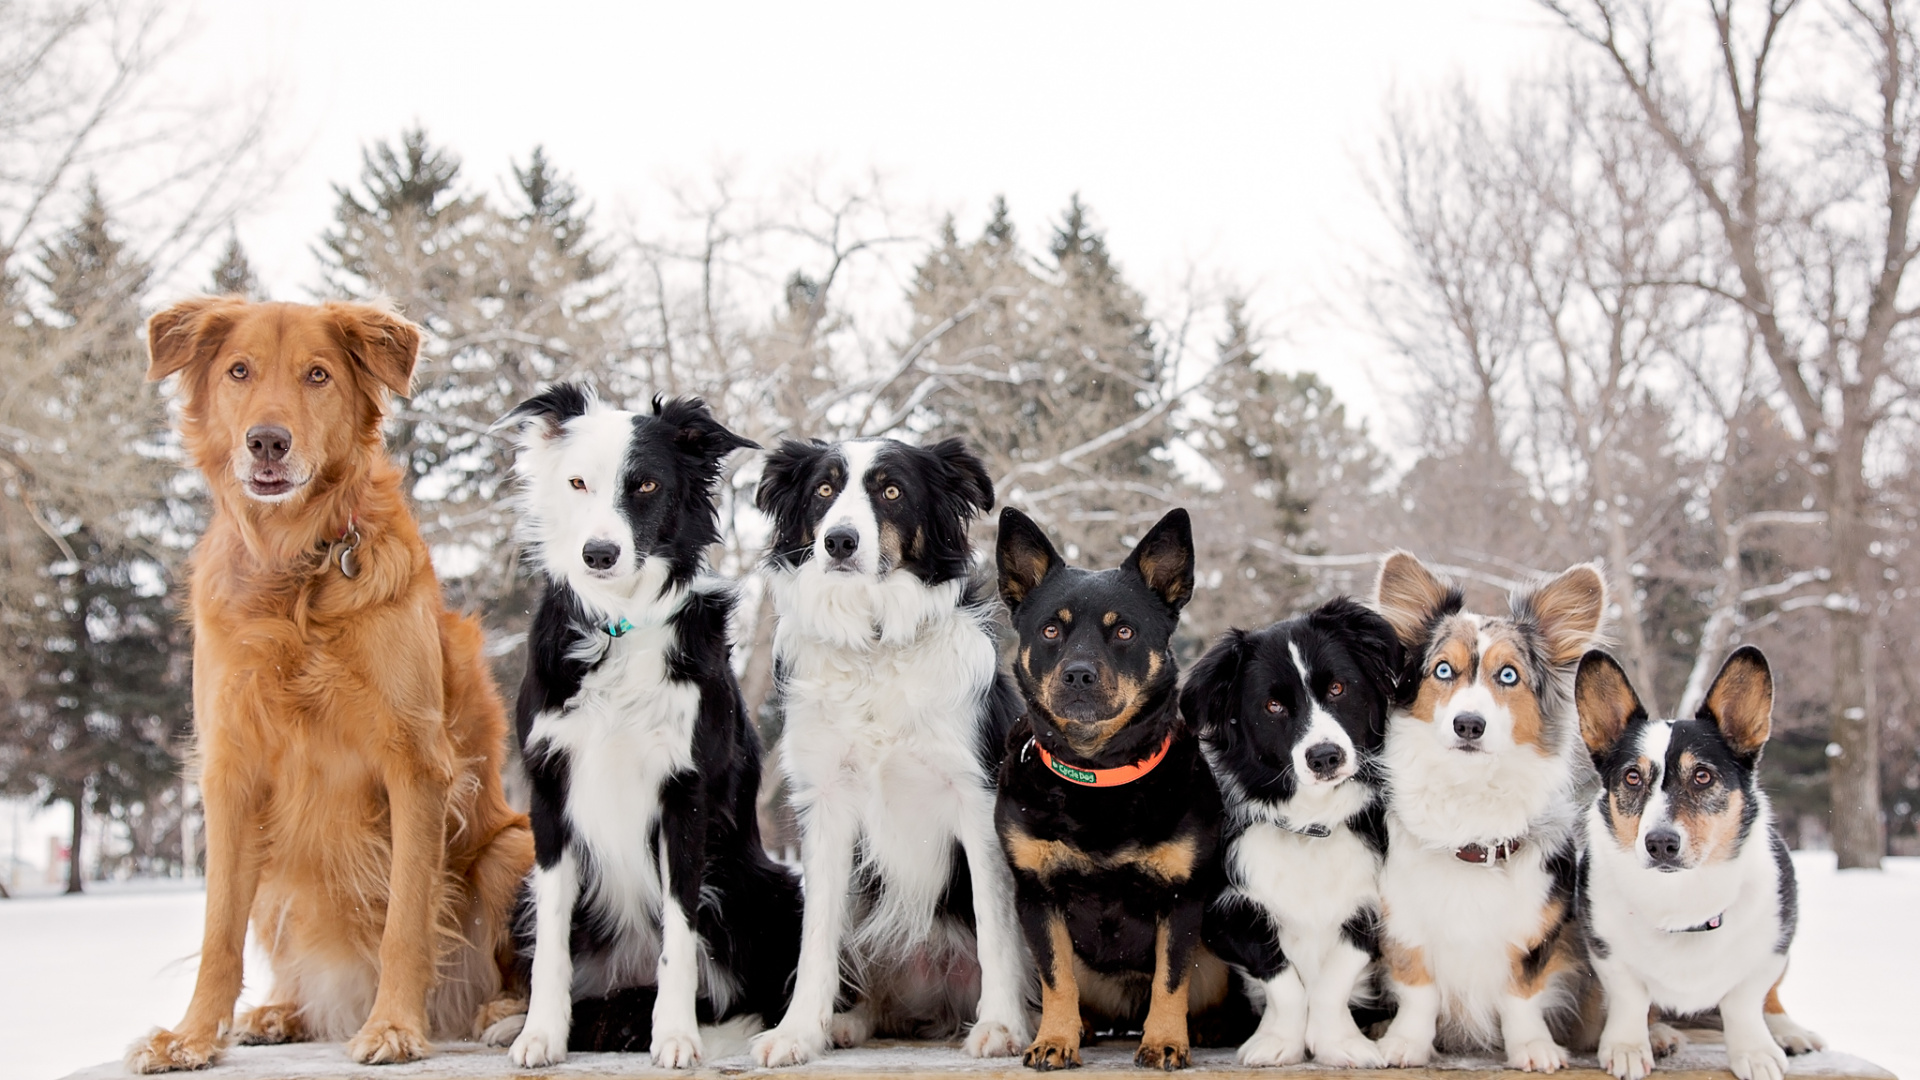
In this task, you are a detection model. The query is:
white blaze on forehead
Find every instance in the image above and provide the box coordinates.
[1635,720,1677,843]
[817,438,885,574]
[558,406,637,539]
[1289,640,1358,784]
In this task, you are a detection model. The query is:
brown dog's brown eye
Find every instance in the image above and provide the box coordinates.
[307,367,329,386]
[816,482,834,498]
[638,480,658,494]
[1265,699,1282,715]
[1115,625,1134,641]
[1693,767,1713,787]
[229,362,248,380]
[1327,681,1345,698]
[1624,768,1642,788]
[883,484,901,501]
[569,477,586,491]
[1042,623,1060,640]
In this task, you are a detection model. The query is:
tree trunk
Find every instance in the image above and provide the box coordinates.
[1827,425,1884,869]
[64,794,85,894]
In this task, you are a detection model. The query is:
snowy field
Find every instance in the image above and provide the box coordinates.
[3,853,1914,1080]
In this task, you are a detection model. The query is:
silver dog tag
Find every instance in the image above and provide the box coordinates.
[336,542,360,579]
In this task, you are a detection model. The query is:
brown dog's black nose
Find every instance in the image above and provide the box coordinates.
[1060,661,1099,690]
[246,425,292,463]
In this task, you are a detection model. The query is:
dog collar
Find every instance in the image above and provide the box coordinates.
[323,512,362,579]
[1672,912,1724,933]
[1276,816,1334,839]
[1029,732,1173,788]
[1454,837,1524,865]
[606,616,634,638]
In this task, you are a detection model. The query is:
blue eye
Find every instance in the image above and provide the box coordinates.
[1498,665,1520,686]
[1434,661,1454,680]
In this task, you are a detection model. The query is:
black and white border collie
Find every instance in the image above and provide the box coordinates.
[1575,647,1824,1080]
[1185,598,1403,1068]
[490,384,801,1069]
[1369,552,1606,1072]
[748,437,1031,1067]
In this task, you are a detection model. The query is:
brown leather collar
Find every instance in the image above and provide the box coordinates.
[1454,837,1524,865]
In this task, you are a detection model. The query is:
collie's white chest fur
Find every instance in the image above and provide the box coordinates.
[1229,817,1380,982]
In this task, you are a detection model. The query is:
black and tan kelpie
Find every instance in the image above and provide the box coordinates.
[993,506,1250,1071]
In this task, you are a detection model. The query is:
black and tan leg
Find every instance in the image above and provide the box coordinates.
[1024,911,1083,1070]
[1136,916,1197,1070]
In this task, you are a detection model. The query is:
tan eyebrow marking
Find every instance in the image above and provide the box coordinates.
[1057,608,1073,623]
[1103,612,1118,627]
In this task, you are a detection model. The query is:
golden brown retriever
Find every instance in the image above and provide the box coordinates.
[125,298,533,1071]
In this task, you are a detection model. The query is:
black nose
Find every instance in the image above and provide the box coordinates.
[582,540,620,572]
[1452,713,1485,741]
[246,425,291,463]
[1305,742,1346,778]
[1060,661,1099,690]
[823,526,859,560]
[1645,828,1684,864]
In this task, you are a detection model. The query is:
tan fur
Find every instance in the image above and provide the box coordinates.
[1374,550,1454,646]
[1404,631,1474,723]
[1577,651,1644,755]
[1764,981,1787,1016]
[1703,651,1774,755]
[1680,773,1747,864]
[1136,922,1192,1069]
[1482,634,1546,747]
[1528,564,1608,665]
[1025,914,1083,1069]
[1506,897,1578,997]
[125,299,533,1074]
[1110,836,1198,884]
[1005,827,1195,885]
[1006,828,1099,879]
[1380,904,1433,988]
[1608,764,1650,850]
[1036,652,1166,756]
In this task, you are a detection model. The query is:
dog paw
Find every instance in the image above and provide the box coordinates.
[1508,1037,1569,1073]
[1375,1033,1433,1067]
[967,1017,1027,1058]
[509,1019,568,1068]
[1649,1022,1688,1057]
[480,1012,525,1048]
[752,1025,826,1068]
[125,1028,225,1073]
[233,1003,307,1045]
[830,1009,873,1048]
[1729,1043,1789,1080]
[348,1018,430,1065]
[1601,1039,1655,1080]
[652,1028,704,1069]
[472,996,527,1041]
[1312,1033,1386,1069]
[1766,1013,1827,1055]
[1236,1032,1306,1067]
[1023,1036,1082,1070]
[1135,1038,1191,1070]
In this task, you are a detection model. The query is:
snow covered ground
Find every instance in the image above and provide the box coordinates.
[3,854,1914,1080]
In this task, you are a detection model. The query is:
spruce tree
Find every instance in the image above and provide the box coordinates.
[209,230,261,298]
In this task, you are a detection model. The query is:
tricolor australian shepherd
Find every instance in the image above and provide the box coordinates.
[995,506,1250,1072]
[1369,553,1605,1071]
[1575,647,1823,1080]
[749,437,1031,1067]
[1183,597,1404,1068]
[490,385,801,1069]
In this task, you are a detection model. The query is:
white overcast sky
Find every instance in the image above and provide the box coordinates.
[157,0,1562,433]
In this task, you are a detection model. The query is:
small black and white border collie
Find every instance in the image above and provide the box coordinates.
[1575,647,1824,1080]
[489,384,801,1069]
[1369,552,1606,1072]
[1185,597,1403,1068]
[748,436,1031,1067]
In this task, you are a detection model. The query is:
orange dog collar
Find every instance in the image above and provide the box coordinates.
[1031,732,1174,787]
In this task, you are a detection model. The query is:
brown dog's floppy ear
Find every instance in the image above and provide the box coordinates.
[1123,507,1195,612]
[1576,650,1645,757]
[1699,645,1773,758]
[146,296,246,382]
[996,506,1060,612]
[1519,562,1607,666]
[1373,551,1459,648]
[323,301,421,397]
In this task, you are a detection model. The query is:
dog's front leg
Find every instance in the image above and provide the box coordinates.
[1593,954,1655,1080]
[1722,957,1791,1080]
[1374,935,1439,1067]
[1306,938,1385,1068]
[1020,907,1081,1070]
[752,798,858,1067]
[125,737,266,1073]
[1136,911,1199,1070]
[958,798,1032,1057]
[651,770,709,1068]
[350,753,451,1065]
[510,849,580,1067]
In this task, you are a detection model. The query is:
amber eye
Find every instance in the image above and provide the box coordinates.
[569,477,586,491]
[1693,766,1714,787]
[307,366,329,386]
[1623,768,1643,788]
[637,480,658,494]
[883,484,902,501]
[1327,681,1345,698]
[228,362,249,381]
[1265,699,1283,715]
[1115,625,1134,641]
[816,482,834,498]
[1042,623,1061,640]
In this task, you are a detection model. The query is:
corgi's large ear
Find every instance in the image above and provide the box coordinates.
[1122,507,1195,612]
[146,296,250,383]
[1518,563,1608,667]
[496,382,594,442]
[1699,646,1773,759]
[997,506,1060,612]
[1180,628,1251,739]
[1576,650,1646,758]
[323,301,421,397]
[1372,551,1460,648]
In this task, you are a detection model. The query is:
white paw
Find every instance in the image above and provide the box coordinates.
[964,1017,1026,1058]
[1601,1039,1655,1080]
[1237,1031,1307,1067]
[651,1028,704,1069]
[752,1025,826,1068]
[1649,1022,1688,1057]
[1375,1033,1433,1067]
[480,1013,525,1048]
[1508,1037,1569,1073]
[1312,1032,1387,1069]
[830,1009,872,1049]
[1766,1013,1827,1055]
[1729,1043,1789,1080]
[509,1021,568,1068]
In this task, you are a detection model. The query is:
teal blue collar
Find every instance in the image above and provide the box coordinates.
[606,616,634,638]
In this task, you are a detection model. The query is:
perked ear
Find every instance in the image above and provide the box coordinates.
[1519,562,1608,666]
[1180,628,1251,738]
[496,382,594,442]
[1575,650,1646,756]
[996,506,1061,611]
[1123,507,1195,612]
[146,296,249,382]
[657,395,759,460]
[1373,551,1459,647]
[929,437,994,515]
[1308,596,1405,708]
[1699,645,1773,757]
[322,301,420,397]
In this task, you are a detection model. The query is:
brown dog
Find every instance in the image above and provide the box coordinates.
[125,298,533,1071]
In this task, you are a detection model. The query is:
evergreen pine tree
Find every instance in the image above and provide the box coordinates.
[209,230,261,298]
